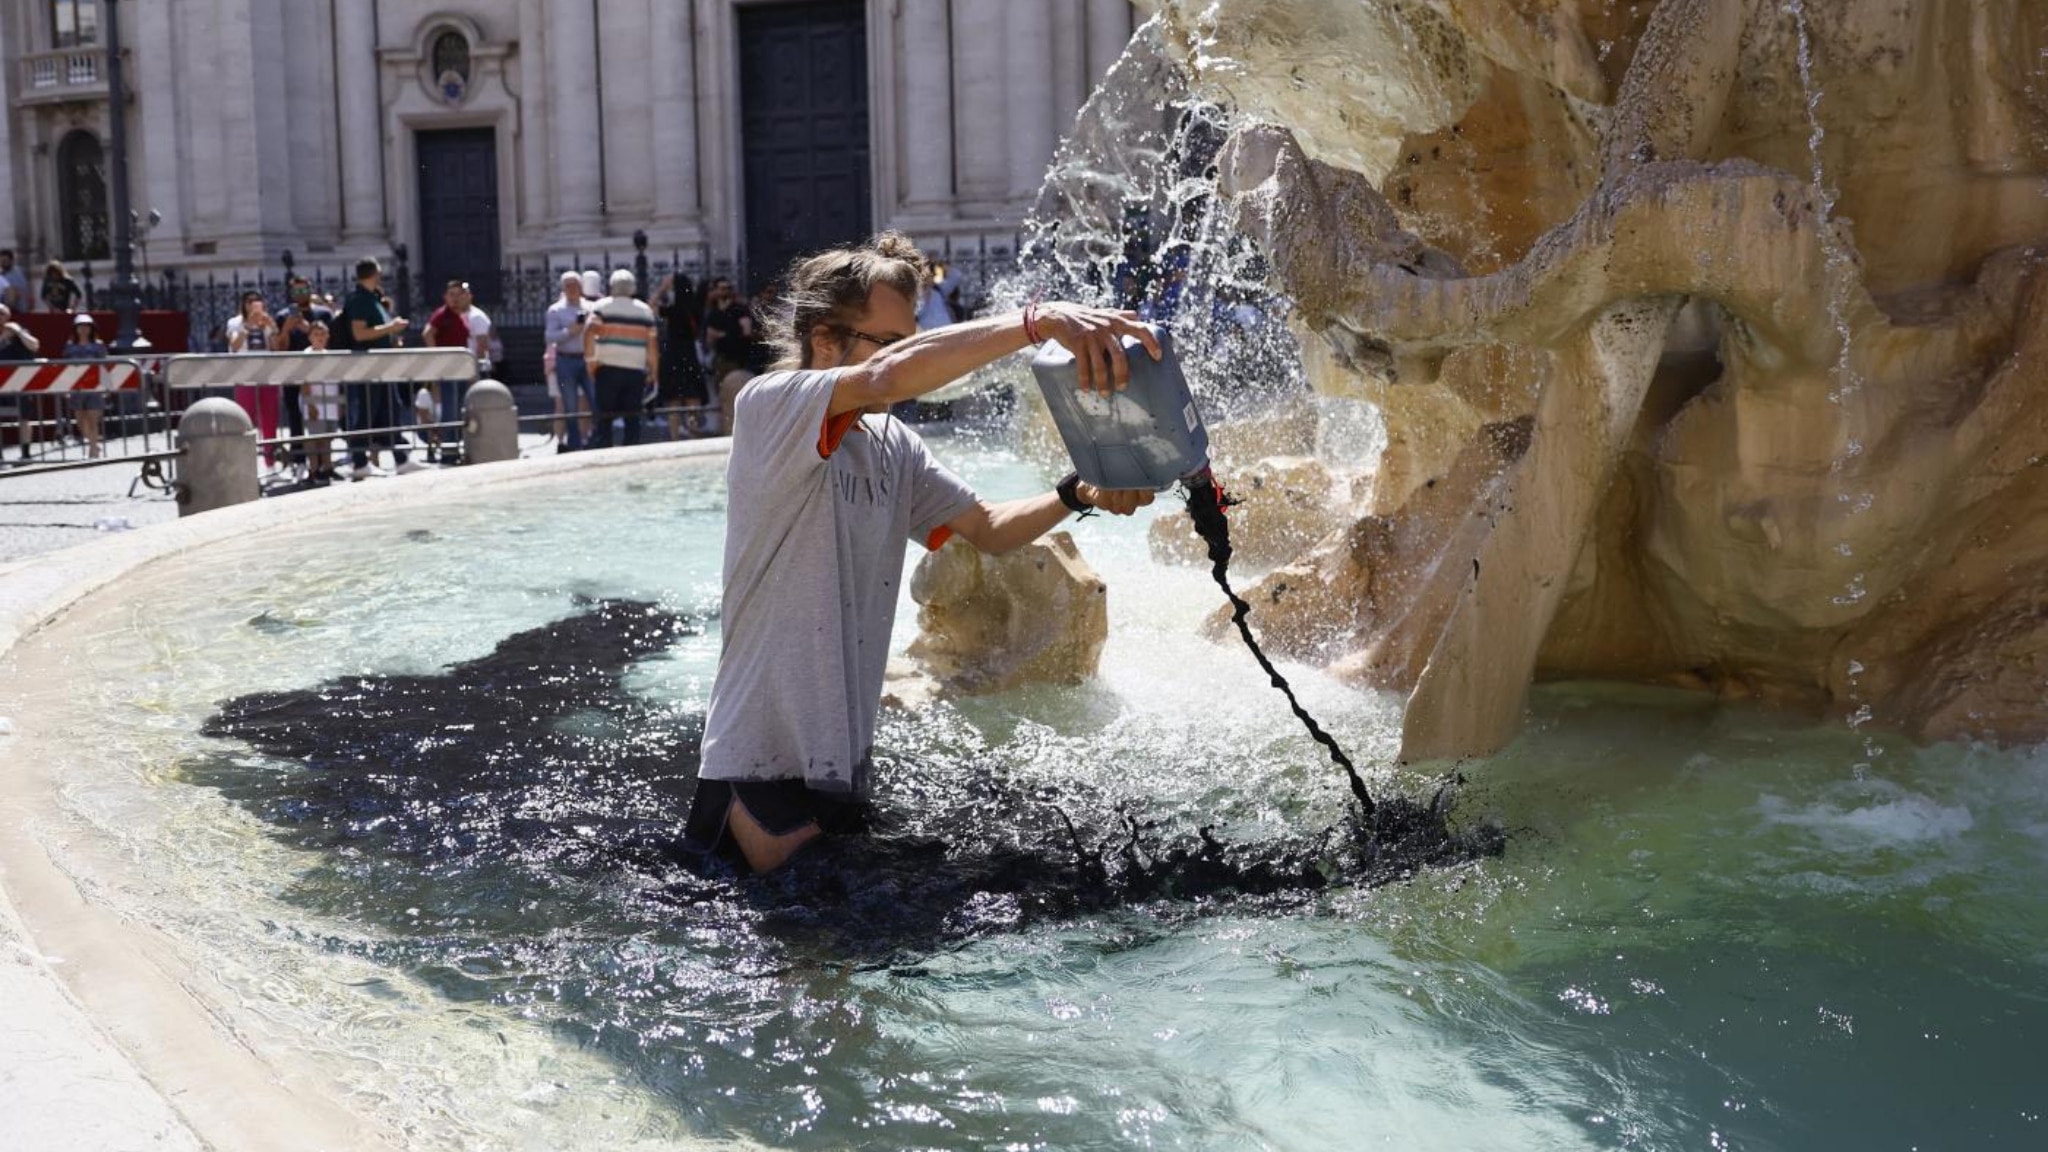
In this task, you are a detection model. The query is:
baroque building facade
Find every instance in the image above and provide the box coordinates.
[0,0,1138,310]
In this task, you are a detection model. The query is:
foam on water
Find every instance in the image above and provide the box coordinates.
[1757,781,1975,851]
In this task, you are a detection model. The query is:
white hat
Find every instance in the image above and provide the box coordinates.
[560,269,581,288]
[580,270,602,298]
[72,313,94,328]
[609,268,636,293]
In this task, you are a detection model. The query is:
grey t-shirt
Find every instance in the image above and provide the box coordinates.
[700,369,978,793]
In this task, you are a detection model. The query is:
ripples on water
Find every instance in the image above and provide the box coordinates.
[0,453,2029,1148]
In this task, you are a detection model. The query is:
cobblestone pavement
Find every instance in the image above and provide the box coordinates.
[0,429,572,566]
[0,434,182,565]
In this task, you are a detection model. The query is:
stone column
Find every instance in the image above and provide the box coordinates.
[1051,0,1088,132]
[899,0,954,216]
[278,0,340,245]
[550,0,604,231]
[1003,2,1057,203]
[516,0,551,232]
[125,0,188,281]
[0,12,17,250]
[1086,0,1132,83]
[950,1,1006,205]
[648,0,698,227]
[335,0,386,246]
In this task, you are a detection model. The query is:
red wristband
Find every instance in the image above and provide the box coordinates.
[1023,300,1041,344]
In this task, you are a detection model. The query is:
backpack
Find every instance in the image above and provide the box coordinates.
[325,307,357,352]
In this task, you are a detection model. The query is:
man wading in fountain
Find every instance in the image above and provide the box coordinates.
[687,231,1160,873]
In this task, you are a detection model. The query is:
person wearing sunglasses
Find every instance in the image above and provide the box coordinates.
[685,230,1159,874]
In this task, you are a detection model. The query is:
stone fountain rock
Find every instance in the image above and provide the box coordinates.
[1151,0,2048,753]
[885,532,1109,707]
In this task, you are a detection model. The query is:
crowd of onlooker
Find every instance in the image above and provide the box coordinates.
[0,247,971,476]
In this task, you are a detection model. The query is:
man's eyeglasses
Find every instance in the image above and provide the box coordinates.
[842,326,906,349]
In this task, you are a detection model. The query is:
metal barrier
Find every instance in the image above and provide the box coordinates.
[6,349,480,493]
[3,348,733,524]
[0,357,146,395]
[0,356,169,470]
[164,348,478,390]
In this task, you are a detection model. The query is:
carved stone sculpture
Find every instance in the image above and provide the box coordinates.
[897,532,1110,698]
[1150,0,2048,753]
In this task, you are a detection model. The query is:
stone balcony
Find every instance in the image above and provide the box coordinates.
[14,47,110,106]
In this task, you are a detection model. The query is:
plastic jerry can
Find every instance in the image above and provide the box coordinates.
[1029,325,1211,492]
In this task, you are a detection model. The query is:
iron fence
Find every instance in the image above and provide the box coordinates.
[50,234,1022,421]
[68,233,1024,343]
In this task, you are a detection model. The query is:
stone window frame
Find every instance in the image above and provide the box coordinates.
[48,0,100,49]
[426,25,475,106]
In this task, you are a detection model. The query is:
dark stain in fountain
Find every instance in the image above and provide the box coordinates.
[198,602,1501,961]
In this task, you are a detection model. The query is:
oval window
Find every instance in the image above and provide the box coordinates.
[431,29,472,102]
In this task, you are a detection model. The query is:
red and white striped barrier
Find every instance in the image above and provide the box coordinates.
[165,349,479,390]
[0,359,144,394]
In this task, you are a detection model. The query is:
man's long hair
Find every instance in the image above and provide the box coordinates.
[763,231,927,371]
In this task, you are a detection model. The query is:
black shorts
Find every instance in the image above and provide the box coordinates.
[684,778,872,869]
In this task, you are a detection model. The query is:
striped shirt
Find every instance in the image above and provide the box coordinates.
[589,295,657,372]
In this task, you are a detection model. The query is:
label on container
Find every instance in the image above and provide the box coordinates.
[1183,401,1199,433]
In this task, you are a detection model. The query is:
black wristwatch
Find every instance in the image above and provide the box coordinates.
[1055,471,1091,516]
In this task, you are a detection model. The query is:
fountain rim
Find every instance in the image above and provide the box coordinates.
[0,439,746,1152]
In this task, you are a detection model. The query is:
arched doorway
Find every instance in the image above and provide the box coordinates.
[57,130,110,261]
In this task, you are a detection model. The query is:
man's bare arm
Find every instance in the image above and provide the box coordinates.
[945,484,1154,556]
[827,303,1160,419]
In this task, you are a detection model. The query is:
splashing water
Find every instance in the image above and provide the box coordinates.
[978,23,1313,426]
[1785,0,1885,774]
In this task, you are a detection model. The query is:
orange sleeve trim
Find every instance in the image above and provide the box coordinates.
[925,526,955,552]
[818,410,861,459]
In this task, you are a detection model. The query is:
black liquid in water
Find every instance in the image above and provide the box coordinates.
[192,599,1500,1140]
[202,599,1498,948]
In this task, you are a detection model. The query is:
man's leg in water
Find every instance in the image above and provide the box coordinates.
[728,802,821,872]
[686,779,862,873]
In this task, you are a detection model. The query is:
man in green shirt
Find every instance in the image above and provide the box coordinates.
[340,257,421,479]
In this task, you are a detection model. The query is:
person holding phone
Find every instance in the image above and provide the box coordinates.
[545,270,597,450]
[226,291,283,467]
[340,257,419,479]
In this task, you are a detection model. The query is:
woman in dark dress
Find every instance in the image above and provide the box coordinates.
[652,272,708,438]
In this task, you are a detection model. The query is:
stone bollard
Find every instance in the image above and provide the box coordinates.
[176,397,258,517]
[463,379,518,465]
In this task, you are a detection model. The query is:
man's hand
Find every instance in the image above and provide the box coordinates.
[1036,303,1162,394]
[1079,483,1155,516]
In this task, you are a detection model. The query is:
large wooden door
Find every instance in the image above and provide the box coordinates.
[739,1,871,292]
[415,128,502,307]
